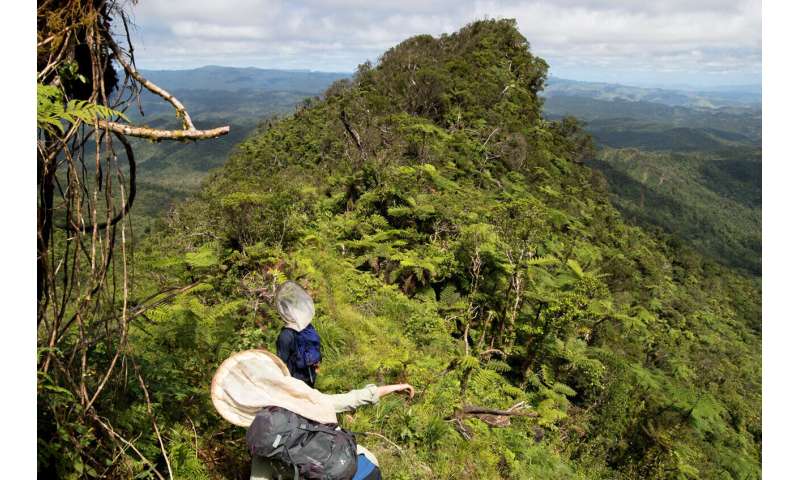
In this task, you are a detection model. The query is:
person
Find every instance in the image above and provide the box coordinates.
[273,281,322,387]
[250,383,415,480]
[210,350,414,480]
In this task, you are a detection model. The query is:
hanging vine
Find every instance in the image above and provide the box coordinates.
[37,1,229,477]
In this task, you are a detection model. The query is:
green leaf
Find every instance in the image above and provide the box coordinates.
[184,244,218,268]
[566,259,584,278]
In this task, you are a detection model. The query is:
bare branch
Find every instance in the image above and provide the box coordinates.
[57,131,136,232]
[482,127,500,149]
[92,414,167,480]
[134,362,174,480]
[106,39,196,130]
[340,109,366,163]
[98,120,230,141]
[479,348,507,358]
[361,432,404,455]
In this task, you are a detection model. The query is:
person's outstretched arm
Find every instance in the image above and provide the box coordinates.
[323,383,415,413]
[376,383,415,399]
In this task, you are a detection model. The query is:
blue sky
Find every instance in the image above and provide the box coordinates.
[125,0,761,88]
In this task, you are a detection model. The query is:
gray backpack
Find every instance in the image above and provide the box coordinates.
[246,406,358,480]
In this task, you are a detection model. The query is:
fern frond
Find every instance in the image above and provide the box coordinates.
[551,381,577,397]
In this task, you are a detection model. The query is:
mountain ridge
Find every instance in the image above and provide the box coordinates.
[128,63,762,274]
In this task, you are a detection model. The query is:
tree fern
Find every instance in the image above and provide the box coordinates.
[484,358,511,373]
[184,245,219,269]
[37,83,128,134]
[528,255,561,267]
[566,259,585,279]
[550,381,577,398]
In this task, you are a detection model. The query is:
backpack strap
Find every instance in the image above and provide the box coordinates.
[308,366,316,387]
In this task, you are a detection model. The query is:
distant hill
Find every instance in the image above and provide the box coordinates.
[583,118,759,152]
[543,96,761,143]
[589,148,761,273]
[139,65,350,93]
[544,77,761,109]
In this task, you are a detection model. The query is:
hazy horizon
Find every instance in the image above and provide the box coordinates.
[136,64,761,91]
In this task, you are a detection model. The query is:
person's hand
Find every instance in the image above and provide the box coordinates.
[397,383,415,399]
[377,383,415,399]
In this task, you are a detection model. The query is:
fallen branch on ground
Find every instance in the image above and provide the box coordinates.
[361,431,404,455]
[459,404,538,418]
[448,402,539,432]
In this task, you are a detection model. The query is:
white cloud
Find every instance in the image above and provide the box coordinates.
[125,0,761,85]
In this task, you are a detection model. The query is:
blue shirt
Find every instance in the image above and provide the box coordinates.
[275,327,314,386]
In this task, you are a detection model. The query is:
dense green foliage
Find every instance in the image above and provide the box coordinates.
[121,66,764,280]
[41,20,760,479]
[590,147,761,274]
[127,70,763,277]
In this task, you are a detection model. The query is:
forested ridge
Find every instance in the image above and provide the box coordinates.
[106,64,763,276]
[38,16,761,480]
[543,86,761,275]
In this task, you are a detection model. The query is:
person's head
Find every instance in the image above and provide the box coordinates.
[275,281,314,331]
[211,349,337,426]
